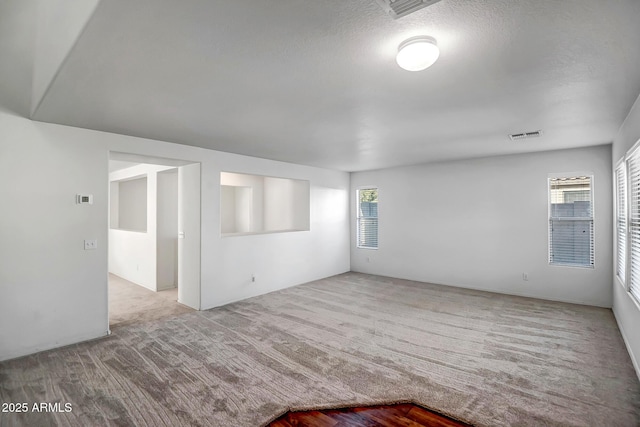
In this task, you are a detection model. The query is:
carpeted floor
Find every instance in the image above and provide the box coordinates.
[1,273,639,426]
[108,274,193,329]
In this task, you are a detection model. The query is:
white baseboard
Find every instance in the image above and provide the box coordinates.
[0,329,110,363]
[612,308,640,382]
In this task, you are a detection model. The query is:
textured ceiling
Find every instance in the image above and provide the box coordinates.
[10,0,640,171]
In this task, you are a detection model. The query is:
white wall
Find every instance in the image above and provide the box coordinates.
[612,93,640,379]
[109,181,119,228]
[157,168,178,290]
[221,172,311,234]
[178,163,201,309]
[116,176,147,232]
[351,145,613,308]
[220,186,253,234]
[292,179,311,231]
[0,112,350,361]
[0,113,108,361]
[264,177,310,231]
[212,172,349,307]
[220,186,237,233]
[108,164,173,291]
[264,177,293,231]
[221,172,264,232]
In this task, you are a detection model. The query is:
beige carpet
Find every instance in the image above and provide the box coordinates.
[108,273,193,329]
[1,273,639,426]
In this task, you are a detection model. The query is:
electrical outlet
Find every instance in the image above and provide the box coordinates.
[366,257,371,263]
[84,239,97,250]
[522,272,529,281]
[251,274,256,283]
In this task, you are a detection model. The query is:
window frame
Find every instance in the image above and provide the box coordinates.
[614,138,640,309]
[547,172,595,269]
[621,141,640,306]
[356,187,379,250]
[615,159,627,287]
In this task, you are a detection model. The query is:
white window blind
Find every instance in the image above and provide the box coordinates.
[357,188,378,249]
[615,162,627,284]
[548,176,594,267]
[627,148,640,302]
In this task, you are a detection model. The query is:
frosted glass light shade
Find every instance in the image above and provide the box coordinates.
[396,36,439,71]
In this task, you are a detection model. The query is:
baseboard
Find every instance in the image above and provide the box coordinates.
[0,329,110,363]
[349,270,612,308]
[612,308,640,382]
[201,270,351,311]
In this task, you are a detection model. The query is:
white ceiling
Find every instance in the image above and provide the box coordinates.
[5,0,640,171]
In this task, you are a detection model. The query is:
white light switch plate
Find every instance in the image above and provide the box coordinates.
[84,239,97,250]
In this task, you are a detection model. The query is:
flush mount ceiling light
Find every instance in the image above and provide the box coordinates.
[396,36,439,71]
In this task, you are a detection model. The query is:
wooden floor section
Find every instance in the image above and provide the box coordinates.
[268,403,473,427]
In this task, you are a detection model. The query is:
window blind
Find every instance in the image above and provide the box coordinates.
[357,188,378,249]
[627,148,640,302]
[615,162,626,284]
[548,176,593,267]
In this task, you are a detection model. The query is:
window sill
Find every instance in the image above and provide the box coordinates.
[221,229,309,238]
[109,228,147,234]
[549,262,594,269]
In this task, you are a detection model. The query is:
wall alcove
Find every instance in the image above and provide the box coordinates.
[220,172,310,236]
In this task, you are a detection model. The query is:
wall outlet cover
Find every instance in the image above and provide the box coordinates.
[76,194,94,204]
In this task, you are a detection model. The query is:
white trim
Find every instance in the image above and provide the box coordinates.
[615,275,627,292]
[625,141,640,304]
[629,287,640,312]
[612,307,640,382]
[547,173,595,268]
[614,158,627,288]
[356,186,379,250]
[547,171,593,179]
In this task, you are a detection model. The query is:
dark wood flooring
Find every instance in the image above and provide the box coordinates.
[268,403,473,427]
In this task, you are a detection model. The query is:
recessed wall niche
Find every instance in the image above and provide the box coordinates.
[110,175,148,232]
[220,172,310,236]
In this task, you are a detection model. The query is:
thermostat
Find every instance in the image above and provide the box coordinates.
[76,194,94,205]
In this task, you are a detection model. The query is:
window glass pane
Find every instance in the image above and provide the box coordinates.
[548,176,593,267]
[549,177,592,218]
[357,188,378,249]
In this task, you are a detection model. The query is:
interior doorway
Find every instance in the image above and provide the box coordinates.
[107,152,201,330]
[108,273,191,328]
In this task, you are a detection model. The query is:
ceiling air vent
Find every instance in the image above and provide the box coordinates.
[374,0,443,19]
[509,130,543,141]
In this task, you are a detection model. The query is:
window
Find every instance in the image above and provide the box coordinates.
[616,142,640,306]
[626,146,640,303]
[357,188,378,249]
[615,161,627,284]
[548,175,594,267]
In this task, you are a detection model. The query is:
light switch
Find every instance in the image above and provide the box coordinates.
[84,239,97,250]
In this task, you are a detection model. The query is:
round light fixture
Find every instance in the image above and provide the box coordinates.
[396,36,439,71]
